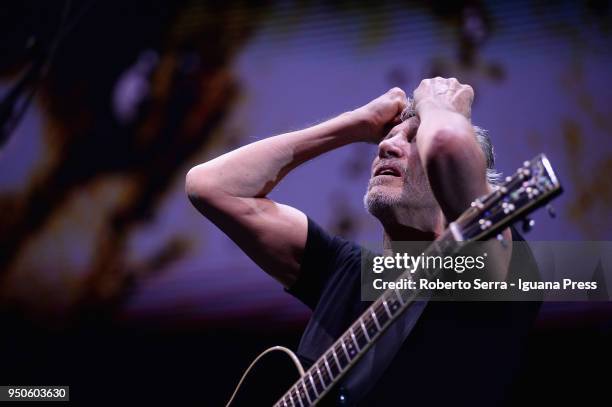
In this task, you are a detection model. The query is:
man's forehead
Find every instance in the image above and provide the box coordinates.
[383,116,420,140]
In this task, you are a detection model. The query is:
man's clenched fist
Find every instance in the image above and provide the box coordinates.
[414,77,474,120]
[352,87,408,143]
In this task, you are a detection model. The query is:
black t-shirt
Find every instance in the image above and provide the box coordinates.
[287,217,541,406]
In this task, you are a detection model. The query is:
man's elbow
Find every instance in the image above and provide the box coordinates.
[425,126,477,165]
[185,165,217,208]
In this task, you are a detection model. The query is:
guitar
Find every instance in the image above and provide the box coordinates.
[226,153,562,407]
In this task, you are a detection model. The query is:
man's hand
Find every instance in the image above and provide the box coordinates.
[352,87,408,143]
[414,77,474,120]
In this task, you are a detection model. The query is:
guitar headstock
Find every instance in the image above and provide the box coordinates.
[455,154,562,241]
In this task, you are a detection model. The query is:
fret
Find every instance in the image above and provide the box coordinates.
[394,288,405,305]
[288,391,295,407]
[334,342,349,368]
[303,377,317,403]
[373,302,390,326]
[316,361,331,387]
[370,307,382,333]
[323,358,334,383]
[282,396,289,407]
[340,338,352,361]
[382,299,392,318]
[298,380,312,405]
[291,387,304,407]
[398,284,415,303]
[363,313,379,338]
[307,373,319,398]
[352,322,369,349]
[314,365,323,386]
[342,334,358,359]
[317,362,331,388]
[359,318,371,341]
[349,327,361,351]
[313,367,325,394]
[331,348,343,372]
[326,351,341,377]
[385,293,401,314]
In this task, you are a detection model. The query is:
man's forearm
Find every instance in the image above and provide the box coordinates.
[415,106,488,221]
[415,106,475,162]
[185,111,370,288]
[186,111,367,200]
[410,78,490,221]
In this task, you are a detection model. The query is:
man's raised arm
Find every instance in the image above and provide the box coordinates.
[413,77,512,281]
[185,88,407,287]
[413,77,490,222]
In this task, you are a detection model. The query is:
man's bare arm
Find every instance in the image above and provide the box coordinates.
[413,77,489,222]
[185,88,407,287]
[413,77,512,280]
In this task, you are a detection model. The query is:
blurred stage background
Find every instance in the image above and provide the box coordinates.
[1,0,610,405]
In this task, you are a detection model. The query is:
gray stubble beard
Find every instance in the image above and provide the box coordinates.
[363,174,438,225]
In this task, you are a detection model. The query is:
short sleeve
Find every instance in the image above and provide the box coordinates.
[286,217,360,309]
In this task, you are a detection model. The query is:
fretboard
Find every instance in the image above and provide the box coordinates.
[275,229,462,407]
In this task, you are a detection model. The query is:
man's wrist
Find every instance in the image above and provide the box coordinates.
[342,109,376,142]
[417,102,468,122]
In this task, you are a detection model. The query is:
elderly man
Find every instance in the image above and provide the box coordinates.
[186,77,540,406]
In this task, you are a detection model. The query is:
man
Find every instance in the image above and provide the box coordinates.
[186,77,540,405]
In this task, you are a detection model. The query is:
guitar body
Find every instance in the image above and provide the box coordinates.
[227,348,307,406]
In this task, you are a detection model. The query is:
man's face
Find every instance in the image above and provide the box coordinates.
[363,116,438,223]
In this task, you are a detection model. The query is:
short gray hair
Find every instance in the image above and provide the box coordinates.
[400,101,501,185]
[473,125,501,185]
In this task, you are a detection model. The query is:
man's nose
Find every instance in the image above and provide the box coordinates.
[378,136,404,159]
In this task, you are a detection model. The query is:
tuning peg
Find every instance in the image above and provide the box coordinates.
[496,233,508,248]
[546,204,556,218]
[522,217,535,233]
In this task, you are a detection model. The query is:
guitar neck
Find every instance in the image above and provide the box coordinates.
[275,229,461,407]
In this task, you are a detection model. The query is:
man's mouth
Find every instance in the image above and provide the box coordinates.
[374,164,402,177]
